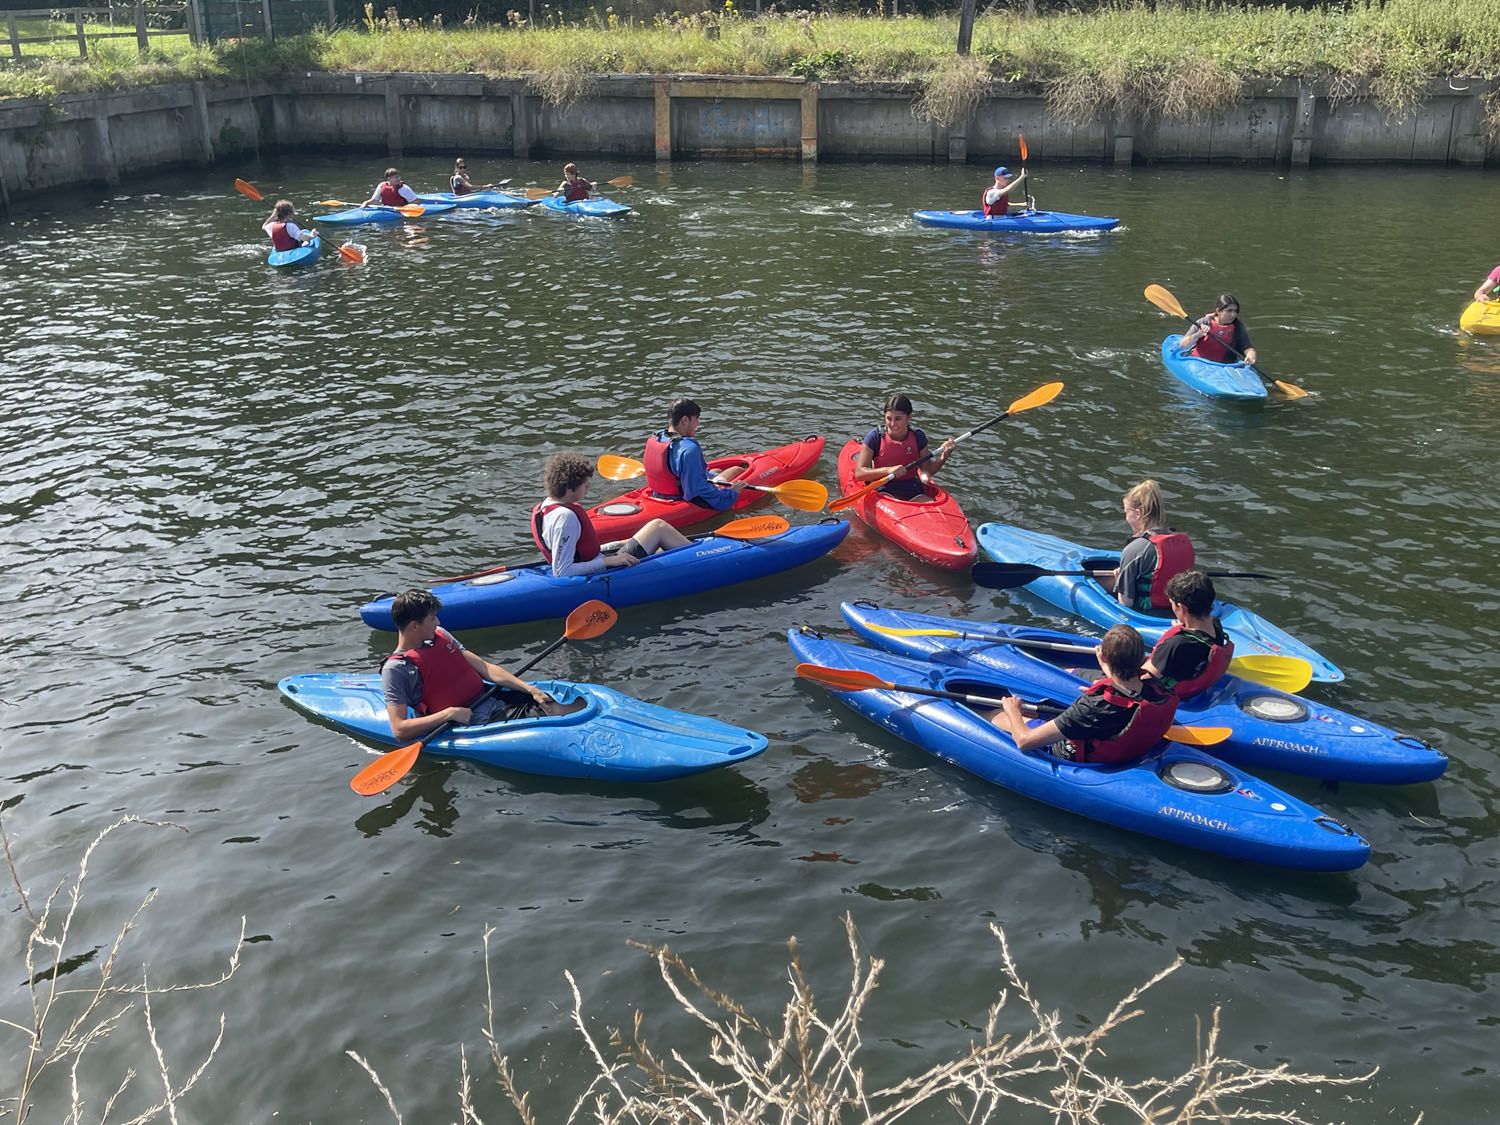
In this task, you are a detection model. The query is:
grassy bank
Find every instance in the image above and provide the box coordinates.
[4,0,1499,128]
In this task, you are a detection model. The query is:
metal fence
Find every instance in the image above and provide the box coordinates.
[198,0,336,42]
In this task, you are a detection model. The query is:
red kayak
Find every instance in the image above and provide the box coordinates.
[588,435,826,541]
[835,438,975,570]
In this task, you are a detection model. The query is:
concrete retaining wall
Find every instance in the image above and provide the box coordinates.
[1,71,1495,208]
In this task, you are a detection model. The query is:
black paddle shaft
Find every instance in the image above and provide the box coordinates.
[895,407,1012,476]
[970,560,1277,590]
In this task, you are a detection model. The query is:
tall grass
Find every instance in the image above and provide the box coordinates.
[4,0,1499,121]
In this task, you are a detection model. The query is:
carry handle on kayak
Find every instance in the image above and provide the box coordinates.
[350,600,619,797]
[829,382,1063,512]
[1144,285,1312,399]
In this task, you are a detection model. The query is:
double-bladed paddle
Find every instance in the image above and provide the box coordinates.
[829,382,1063,512]
[858,621,1313,694]
[793,663,1230,746]
[595,454,828,512]
[427,513,792,584]
[970,560,1277,589]
[1017,132,1035,210]
[239,180,365,263]
[313,197,427,218]
[1145,284,1312,399]
[525,174,634,200]
[350,599,619,796]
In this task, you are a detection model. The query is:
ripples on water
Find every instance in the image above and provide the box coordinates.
[2,159,1496,1119]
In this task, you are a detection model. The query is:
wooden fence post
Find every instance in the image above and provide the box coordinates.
[191,0,207,42]
[6,15,21,62]
[327,0,336,26]
[135,0,148,51]
[75,8,88,58]
[261,0,273,40]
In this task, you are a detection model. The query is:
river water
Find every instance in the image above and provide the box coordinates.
[2,156,1497,1121]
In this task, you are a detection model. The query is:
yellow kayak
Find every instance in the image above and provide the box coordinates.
[1460,300,1500,335]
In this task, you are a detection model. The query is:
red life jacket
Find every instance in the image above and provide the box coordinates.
[1068,678,1180,764]
[1191,319,1238,363]
[870,426,921,471]
[530,500,601,564]
[377,183,406,206]
[981,185,1009,218]
[1131,530,1195,611]
[383,628,484,715]
[268,221,299,251]
[562,178,593,202]
[1150,622,1234,699]
[643,431,683,499]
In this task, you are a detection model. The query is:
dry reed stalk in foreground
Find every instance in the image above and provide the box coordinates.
[0,814,245,1124]
[353,913,1412,1124]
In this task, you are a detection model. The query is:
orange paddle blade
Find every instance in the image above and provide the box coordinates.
[767,479,828,512]
[713,514,790,539]
[564,599,618,639]
[1008,381,1063,414]
[1144,284,1188,320]
[795,663,888,692]
[1018,133,1028,162]
[597,454,646,481]
[312,199,352,207]
[525,187,554,200]
[396,204,425,217]
[1274,379,1311,400]
[351,742,422,796]
[234,178,264,201]
[607,175,633,188]
[1163,725,1232,747]
[338,242,365,264]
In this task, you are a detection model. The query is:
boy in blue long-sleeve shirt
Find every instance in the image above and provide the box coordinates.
[642,398,746,510]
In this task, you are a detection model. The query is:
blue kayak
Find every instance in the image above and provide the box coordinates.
[279,675,767,782]
[975,522,1345,683]
[787,629,1368,870]
[416,190,538,210]
[540,195,631,218]
[912,209,1120,233]
[1159,335,1266,401]
[360,520,850,631]
[312,203,457,225]
[840,602,1445,784]
[267,235,321,268]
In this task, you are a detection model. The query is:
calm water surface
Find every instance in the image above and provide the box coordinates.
[2,157,1498,1120]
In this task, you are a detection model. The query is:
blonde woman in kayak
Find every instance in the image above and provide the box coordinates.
[1098,479,1195,613]
[851,393,956,504]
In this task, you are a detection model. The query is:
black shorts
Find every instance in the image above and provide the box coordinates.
[619,539,647,560]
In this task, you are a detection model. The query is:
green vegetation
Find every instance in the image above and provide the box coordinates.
[4,0,1500,127]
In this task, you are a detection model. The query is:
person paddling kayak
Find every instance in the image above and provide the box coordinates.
[262,200,316,250]
[449,158,475,196]
[643,398,747,510]
[1179,293,1256,365]
[851,393,956,504]
[553,162,595,202]
[380,589,582,742]
[1143,569,1235,697]
[986,624,1179,763]
[533,452,691,577]
[363,167,419,208]
[982,166,1029,218]
[1098,479,1195,614]
[1472,263,1500,303]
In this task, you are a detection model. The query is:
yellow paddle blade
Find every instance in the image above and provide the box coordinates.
[1008,381,1062,414]
[312,199,351,207]
[1273,379,1312,400]
[713,514,790,539]
[1228,654,1312,694]
[1163,725,1232,747]
[1144,284,1187,320]
[234,177,264,202]
[769,479,828,512]
[597,454,645,481]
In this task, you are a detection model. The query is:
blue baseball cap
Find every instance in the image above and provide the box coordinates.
[993,166,1009,177]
